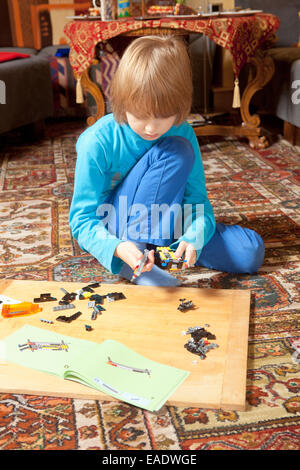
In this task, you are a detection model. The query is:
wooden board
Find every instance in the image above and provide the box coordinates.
[0,280,251,411]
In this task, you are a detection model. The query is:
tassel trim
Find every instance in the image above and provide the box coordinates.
[232,78,241,108]
[76,76,84,104]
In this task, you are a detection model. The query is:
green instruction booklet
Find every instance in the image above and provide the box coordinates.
[2,325,189,412]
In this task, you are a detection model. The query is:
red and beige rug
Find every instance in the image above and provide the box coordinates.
[0,119,299,450]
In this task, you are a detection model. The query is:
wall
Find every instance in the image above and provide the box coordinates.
[187,0,235,11]
[0,0,90,48]
[235,0,300,46]
[186,0,235,89]
[0,1,238,48]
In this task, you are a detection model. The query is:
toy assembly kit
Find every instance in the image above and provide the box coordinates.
[0,277,251,411]
[130,246,188,283]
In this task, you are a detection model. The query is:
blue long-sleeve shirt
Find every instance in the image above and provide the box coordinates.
[69,113,215,274]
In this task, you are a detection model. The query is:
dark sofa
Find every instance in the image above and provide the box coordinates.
[0,43,100,136]
[0,37,215,137]
[0,47,54,135]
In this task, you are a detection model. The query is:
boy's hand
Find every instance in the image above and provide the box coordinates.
[114,241,154,272]
[174,241,197,267]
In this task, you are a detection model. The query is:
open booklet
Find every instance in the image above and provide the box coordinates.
[2,325,189,412]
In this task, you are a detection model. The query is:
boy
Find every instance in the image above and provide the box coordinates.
[69,36,264,286]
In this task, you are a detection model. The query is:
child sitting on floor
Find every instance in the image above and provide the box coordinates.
[69,35,265,286]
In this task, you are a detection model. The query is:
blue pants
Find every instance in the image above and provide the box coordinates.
[106,137,265,285]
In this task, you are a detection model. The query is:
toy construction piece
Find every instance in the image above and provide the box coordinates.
[106,292,126,302]
[59,289,77,305]
[53,304,75,311]
[33,293,57,303]
[77,282,101,300]
[131,249,150,281]
[59,283,100,304]
[39,318,54,324]
[56,311,82,323]
[89,294,105,304]
[155,246,186,270]
[177,298,196,312]
[82,282,100,292]
[184,326,219,360]
[1,302,42,318]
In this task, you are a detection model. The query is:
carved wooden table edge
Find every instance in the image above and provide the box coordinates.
[78,41,275,149]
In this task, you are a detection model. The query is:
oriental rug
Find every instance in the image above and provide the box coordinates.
[0,119,299,450]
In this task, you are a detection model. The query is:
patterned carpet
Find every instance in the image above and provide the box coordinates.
[0,119,299,450]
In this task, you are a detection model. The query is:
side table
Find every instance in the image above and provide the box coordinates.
[64,14,280,149]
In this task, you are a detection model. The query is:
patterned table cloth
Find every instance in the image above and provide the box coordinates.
[64,14,280,79]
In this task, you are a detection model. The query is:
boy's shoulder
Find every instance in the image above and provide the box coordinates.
[170,120,196,140]
[94,112,116,130]
[77,113,118,144]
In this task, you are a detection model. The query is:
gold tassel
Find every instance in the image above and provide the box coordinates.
[232,78,241,108]
[76,76,84,104]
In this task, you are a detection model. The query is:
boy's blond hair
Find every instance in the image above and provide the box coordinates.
[110,35,193,126]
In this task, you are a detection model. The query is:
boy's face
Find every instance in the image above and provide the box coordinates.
[126,112,177,141]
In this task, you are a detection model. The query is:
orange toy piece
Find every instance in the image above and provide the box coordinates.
[1,302,42,318]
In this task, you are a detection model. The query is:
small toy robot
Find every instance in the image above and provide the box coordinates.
[177,298,196,312]
[155,246,186,271]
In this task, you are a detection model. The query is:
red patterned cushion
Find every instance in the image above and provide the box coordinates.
[0,52,30,63]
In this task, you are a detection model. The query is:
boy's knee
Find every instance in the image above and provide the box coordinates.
[196,223,265,274]
[156,136,195,172]
[237,229,265,274]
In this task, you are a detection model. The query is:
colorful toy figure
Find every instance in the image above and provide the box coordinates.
[131,249,150,281]
[155,246,186,271]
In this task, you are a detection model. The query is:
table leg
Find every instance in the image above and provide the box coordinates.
[78,62,105,126]
[194,50,275,148]
[78,52,275,150]
[240,50,275,149]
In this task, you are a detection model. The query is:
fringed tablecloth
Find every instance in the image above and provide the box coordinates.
[64,14,280,105]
